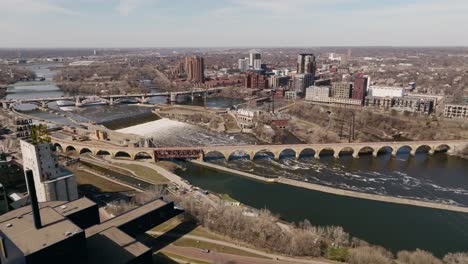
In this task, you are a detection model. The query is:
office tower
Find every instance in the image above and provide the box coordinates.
[238,58,249,72]
[294,73,313,96]
[297,54,316,74]
[185,56,205,83]
[20,140,78,202]
[352,73,369,102]
[249,50,261,68]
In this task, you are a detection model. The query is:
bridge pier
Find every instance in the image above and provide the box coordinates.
[169,93,177,102]
[314,153,320,159]
[333,153,339,159]
[372,150,379,157]
[41,102,48,108]
[410,149,417,156]
[391,149,398,157]
[352,153,359,158]
[428,149,435,155]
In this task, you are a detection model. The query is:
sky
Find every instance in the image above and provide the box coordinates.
[0,0,467,47]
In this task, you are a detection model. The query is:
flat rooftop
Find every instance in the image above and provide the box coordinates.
[53,197,96,216]
[85,199,167,237]
[0,206,82,255]
[86,227,150,264]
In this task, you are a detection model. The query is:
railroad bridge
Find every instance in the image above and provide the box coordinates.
[0,87,225,109]
[50,137,468,162]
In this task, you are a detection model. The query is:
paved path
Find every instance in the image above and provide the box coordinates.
[150,231,333,264]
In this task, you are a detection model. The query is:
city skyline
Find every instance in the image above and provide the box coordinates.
[1,0,468,47]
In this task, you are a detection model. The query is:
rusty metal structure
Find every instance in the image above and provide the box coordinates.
[153,149,203,160]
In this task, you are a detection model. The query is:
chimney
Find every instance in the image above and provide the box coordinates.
[25,170,42,229]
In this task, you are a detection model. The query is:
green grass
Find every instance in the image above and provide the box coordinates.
[219,193,239,203]
[173,238,268,259]
[158,252,209,264]
[115,163,169,184]
[325,246,349,262]
[72,168,133,193]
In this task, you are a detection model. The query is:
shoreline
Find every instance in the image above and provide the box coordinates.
[189,160,468,214]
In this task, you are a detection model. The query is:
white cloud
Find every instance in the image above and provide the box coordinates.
[0,0,77,15]
[228,0,355,13]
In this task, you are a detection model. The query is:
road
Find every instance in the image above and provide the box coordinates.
[149,231,333,264]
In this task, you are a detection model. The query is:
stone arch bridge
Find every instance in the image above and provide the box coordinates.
[51,137,468,162]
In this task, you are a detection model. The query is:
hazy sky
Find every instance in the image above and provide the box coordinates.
[0,0,467,47]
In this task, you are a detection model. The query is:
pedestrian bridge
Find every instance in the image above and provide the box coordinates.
[50,137,468,161]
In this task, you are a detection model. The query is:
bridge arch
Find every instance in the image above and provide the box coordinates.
[253,149,275,160]
[357,146,374,157]
[338,147,354,157]
[79,148,93,155]
[278,149,297,159]
[96,150,111,156]
[318,148,335,158]
[435,144,451,153]
[114,151,132,159]
[298,148,316,159]
[228,150,251,161]
[415,145,432,154]
[65,146,77,154]
[396,145,412,155]
[203,151,228,161]
[376,146,393,156]
[134,151,154,160]
[54,143,63,153]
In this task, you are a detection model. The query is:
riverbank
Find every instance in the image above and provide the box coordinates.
[190,160,468,214]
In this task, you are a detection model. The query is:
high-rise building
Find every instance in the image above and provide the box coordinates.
[238,58,249,72]
[244,71,269,89]
[352,73,369,103]
[249,50,261,68]
[185,56,205,83]
[294,73,314,96]
[331,82,351,99]
[297,54,316,74]
[20,140,78,202]
[305,86,330,102]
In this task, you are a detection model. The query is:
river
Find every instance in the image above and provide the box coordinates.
[6,63,468,257]
[175,157,468,257]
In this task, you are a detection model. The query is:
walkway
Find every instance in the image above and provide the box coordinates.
[150,231,332,264]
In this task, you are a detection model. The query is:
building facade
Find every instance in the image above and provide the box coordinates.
[185,56,205,83]
[249,51,261,68]
[444,104,468,119]
[368,86,405,98]
[352,73,369,102]
[244,71,269,89]
[305,86,330,101]
[331,82,351,99]
[20,140,78,202]
[297,54,316,74]
[294,73,313,96]
[270,75,291,88]
[238,58,249,72]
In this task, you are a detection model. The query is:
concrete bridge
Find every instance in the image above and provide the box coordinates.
[50,136,468,162]
[0,87,225,109]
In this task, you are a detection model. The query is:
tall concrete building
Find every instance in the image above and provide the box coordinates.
[249,50,261,69]
[297,54,316,74]
[185,56,205,83]
[331,82,351,99]
[352,73,369,103]
[20,140,78,202]
[294,73,314,97]
[238,58,249,72]
[305,86,330,101]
